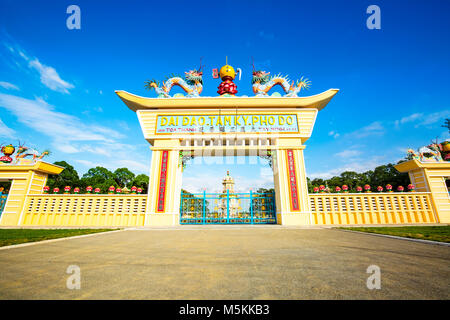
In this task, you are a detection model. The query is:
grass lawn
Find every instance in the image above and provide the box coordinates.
[339,226,450,243]
[0,228,119,247]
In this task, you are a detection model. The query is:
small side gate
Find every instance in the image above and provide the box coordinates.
[180,191,276,224]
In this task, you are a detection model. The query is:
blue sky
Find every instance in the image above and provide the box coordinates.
[0,0,449,192]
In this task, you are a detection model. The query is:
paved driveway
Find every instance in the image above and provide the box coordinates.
[0,226,449,299]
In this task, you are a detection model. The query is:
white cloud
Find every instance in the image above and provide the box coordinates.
[74,159,98,167]
[115,160,149,173]
[418,110,449,127]
[28,58,74,94]
[396,110,449,128]
[348,121,385,138]
[334,149,361,158]
[3,40,74,94]
[82,145,112,157]
[0,81,19,91]
[399,113,422,124]
[328,130,340,139]
[57,144,80,154]
[0,118,16,139]
[0,93,125,154]
[308,157,385,180]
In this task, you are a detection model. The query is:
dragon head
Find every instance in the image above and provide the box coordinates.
[252,70,270,84]
[185,69,203,86]
[144,80,160,90]
[296,76,311,90]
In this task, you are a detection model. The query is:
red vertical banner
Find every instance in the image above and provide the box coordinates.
[286,149,300,211]
[156,150,169,212]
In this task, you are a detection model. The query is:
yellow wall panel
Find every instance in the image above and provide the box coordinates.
[309,193,435,225]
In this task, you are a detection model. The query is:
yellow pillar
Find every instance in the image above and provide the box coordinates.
[0,161,64,226]
[146,139,183,226]
[273,138,311,225]
[395,160,450,223]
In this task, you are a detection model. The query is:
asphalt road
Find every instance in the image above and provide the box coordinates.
[0,226,449,299]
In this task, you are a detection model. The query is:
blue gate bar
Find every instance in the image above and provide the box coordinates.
[250,190,253,225]
[226,190,230,224]
[202,190,206,225]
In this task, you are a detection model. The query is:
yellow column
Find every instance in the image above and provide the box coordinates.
[273,138,311,225]
[146,140,183,226]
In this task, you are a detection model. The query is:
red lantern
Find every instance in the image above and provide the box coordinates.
[397,185,404,192]
[377,186,383,192]
[313,187,319,193]
[108,186,115,194]
[319,185,326,193]
[131,186,137,194]
[342,185,349,192]
[94,188,100,194]
[43,186,50,193]
[86,186,93,193]
[408,184,415,192]
[335,186,341,193]
[116,188,122,194]
[137,188,143,194]
[53,187,59,194]
[64,186,71,194]
[386,184,393,192]
[364,184,371,192]
[73,187,80,194]
[356,186,362,193]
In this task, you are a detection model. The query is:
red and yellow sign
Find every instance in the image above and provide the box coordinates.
[156,151,169,212]
[286,149,300,211]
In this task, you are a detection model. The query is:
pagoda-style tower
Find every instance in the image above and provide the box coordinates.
[219,171,239,217]
[222,171,235,193]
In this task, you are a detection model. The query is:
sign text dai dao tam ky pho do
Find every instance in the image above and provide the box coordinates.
[156,114,299,133]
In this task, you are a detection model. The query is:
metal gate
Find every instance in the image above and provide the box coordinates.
[180,191,276,224]
[0,191,7,217]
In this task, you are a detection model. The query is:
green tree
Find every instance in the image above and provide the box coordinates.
[82,166,115,181]
[340,171,360,190]
[46,161,80,191]
[81,166,116,192]
[255,187,275,194]
[308,164,411,192]
[133,174,149,192]
[114,168,135,188]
